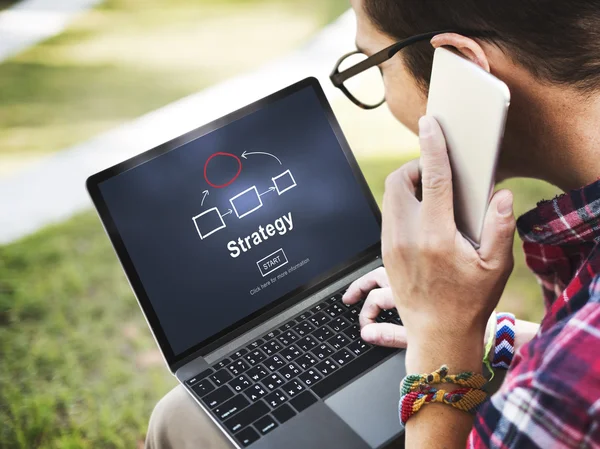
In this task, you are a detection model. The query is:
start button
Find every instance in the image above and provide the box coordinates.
[257,248,288,277]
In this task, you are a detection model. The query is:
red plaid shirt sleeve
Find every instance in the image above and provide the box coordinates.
[469,274,600,448]
[467,179,600,448]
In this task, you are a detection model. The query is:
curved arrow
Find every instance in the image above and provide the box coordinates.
[241,150,282,165]
[201,190,209,206]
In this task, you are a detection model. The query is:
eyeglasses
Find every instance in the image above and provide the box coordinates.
[330,29,475,110]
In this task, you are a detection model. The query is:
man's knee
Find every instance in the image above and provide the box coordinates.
[146,385,231,449]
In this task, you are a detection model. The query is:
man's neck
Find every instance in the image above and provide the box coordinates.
[499,66,600,192]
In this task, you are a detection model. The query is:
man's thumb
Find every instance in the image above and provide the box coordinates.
[479,189,516,265]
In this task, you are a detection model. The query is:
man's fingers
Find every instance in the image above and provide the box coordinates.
[478,189,516,266]
[343,267,389,304]
[358,288,395,328]
[418,116,454,227]
[361,323,407,348]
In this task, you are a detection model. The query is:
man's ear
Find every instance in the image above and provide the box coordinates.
[430,33,490,72]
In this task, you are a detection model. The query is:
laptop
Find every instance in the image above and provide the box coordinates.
[86,77,406,449]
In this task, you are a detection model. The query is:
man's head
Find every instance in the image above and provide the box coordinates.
[350,0,600,183]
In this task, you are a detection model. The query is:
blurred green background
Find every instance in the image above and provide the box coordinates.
[0,0,559,447]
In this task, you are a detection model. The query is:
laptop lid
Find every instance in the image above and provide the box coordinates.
[87,78,382,371]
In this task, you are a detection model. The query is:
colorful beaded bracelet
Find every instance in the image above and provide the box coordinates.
[400,365,487,395]
[492,312,516,369]
[399,386,488,426]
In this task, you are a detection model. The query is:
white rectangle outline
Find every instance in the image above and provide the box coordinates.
[256,248,288,277]
[229,185,263,219]
[192,207,226,239]
[272,169,297,195]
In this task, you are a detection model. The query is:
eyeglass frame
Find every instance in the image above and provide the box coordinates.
[330,29,495,110]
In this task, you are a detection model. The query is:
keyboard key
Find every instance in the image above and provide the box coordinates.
[247,364,269,382]
[231,348,248,360]
[264,330,281,341]
[297,335,318,352]
[290,390,318,412]
[313,343,334,360]
[263,373,285,390]
[204,385,234,408]
[329,316,351,332]
[214,358,231,370]
[279,363,301,381]
[230,374,252,393]
[313,326,334,342]
[264,354,285,372]
[343,308,359,323]
[298,368,322,387]
[280,345,301,362]
[191,378,215,397]
[279,319,297,332]
[295,321,315,337]
[210,369,233,387]
[186,368,213,386]
[235,426,259,447]
[315,359,339,376]
[245,384,268,402]
[309,312,330,327]
[347,339,371,356]
[244,349,267,366]
[313,347,396,399]
[264,389,287,408]
[332,348,355,367]
[297,311,312,321]
[310,302,327,314]
[282,379,305,397]
[272,403,296,424]
[228,360,251,376]
[324,303,345,318]
[254,415,278,435]
[343,324,361,340]
[278,330,298,346]
[248,339,265,350]
[296,353,318,370]
[329,334,350,351]
[325,296,338,304]
[214,394,250,420]
[224,401,269,433]
[261,340,282,356]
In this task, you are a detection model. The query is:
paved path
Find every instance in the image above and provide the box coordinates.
[0,11,356,244]
[0,0,102,62]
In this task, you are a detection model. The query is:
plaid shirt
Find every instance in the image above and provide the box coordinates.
[468,179,600,449]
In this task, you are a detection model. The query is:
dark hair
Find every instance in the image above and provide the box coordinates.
[363,0,600,92]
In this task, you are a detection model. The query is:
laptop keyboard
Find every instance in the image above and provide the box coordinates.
[185,289,402,447]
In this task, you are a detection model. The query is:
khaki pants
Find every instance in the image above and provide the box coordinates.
[145,386,405,449]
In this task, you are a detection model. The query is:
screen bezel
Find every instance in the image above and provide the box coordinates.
[86,77,382,370]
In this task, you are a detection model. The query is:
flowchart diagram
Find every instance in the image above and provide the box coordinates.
[192,150,297,240]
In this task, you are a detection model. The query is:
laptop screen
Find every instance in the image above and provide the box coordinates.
[95,81,381,363]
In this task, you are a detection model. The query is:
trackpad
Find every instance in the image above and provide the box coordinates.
[325,351,406,448]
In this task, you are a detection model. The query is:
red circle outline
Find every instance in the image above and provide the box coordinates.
[203,152,242,188]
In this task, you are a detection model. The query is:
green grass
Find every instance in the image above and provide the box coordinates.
[0,0,348,158]
[0,155,560,448]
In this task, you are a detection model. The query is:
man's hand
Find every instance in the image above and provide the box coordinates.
[342,267,406,348]
[382,115,516,374]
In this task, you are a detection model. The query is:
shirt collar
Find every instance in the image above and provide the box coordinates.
[517,179,600,246]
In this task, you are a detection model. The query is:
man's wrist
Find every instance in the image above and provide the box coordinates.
[406,333,485,375]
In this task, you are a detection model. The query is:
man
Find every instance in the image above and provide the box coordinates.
[146,0,600,447]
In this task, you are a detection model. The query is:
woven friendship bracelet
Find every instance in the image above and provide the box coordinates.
[492,312,516,369]
[399,386,488,425]
[400,365,487,395]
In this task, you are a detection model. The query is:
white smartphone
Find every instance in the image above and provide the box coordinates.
[426,47,511,248]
